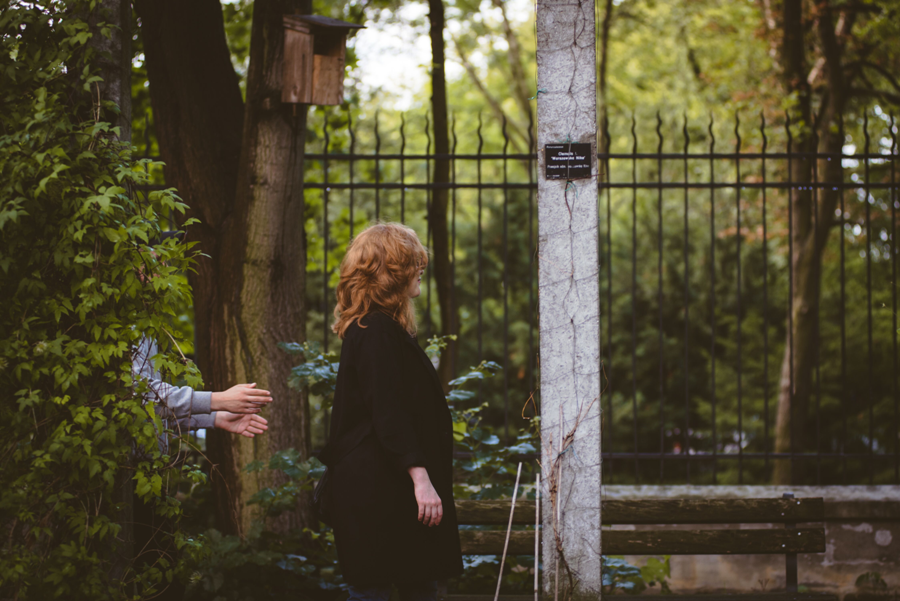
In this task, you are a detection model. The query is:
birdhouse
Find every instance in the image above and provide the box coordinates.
[282,15,364,106]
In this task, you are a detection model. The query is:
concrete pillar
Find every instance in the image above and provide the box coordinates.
[536,0,602,598]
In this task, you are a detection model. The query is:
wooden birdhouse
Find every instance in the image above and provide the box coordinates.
[282,15,364,106]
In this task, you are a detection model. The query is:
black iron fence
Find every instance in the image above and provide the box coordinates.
[303,108,898,486]
[596,111,897,486]
[146,106,900,486]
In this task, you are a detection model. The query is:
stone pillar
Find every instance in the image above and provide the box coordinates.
[536,0,601,598]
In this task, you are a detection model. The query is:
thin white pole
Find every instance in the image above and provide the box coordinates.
[534,472,541,601]
[495,462,523,601]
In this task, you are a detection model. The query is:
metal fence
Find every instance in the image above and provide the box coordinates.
[145,106,900,486]
[597,112,898,486]
[304,108,899,486]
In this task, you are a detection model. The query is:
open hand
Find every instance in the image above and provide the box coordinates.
[211,383,272,414]
[214,412,269,438]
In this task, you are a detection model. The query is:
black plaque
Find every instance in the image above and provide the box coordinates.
[544,143,593,180]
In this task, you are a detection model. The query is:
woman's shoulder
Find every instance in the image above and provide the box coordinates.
[345,311,403,341]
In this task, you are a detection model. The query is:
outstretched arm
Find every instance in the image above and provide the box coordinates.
[135,339,273,417]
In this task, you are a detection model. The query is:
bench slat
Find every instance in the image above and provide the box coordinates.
[456,499,536,525]
[455,498,824,525]
[458,528,825,556]
[604,499,825,524]
[458,530,536,555]
[604,528,826,555]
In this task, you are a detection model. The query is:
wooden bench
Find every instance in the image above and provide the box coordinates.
[444,494,836,601]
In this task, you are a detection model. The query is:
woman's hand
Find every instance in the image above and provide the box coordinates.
[214,412,269,438]
[408,466,443,527]
[211,383,273,414]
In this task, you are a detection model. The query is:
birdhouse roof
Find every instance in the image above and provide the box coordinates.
[290,15,365,31]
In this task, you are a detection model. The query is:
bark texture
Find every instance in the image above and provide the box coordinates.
[428,0,459,387]
[598,0,613,173]
[136,0,311,534]
[772,0,855,484]
[773,0,814,485]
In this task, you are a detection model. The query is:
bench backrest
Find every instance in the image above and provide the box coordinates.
[455,498,826,556]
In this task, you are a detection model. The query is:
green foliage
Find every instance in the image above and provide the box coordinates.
[184,525,343,601]
[425,333,458,361]
[181,452,341,601]
[0,2,202,598]
[451,554,537,596]
[602,556,671,595]
[282,341,340,399]
[245,449,326,518]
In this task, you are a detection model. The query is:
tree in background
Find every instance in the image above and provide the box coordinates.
[427,0,460,385]
[135,0,312,534]
[770,0,900,484]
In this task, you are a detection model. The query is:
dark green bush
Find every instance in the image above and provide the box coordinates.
[1,2,202,598]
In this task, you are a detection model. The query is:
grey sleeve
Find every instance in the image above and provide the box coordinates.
[133,338,213,419]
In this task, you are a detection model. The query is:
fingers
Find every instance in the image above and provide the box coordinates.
[249,415,269,427]
[224,384,273,414]
[430,501,443,526]
[418,500,443,527]
[246,422,267,434]
[237,385,273,406]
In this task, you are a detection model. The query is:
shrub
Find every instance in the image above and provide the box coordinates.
[1,2,201,598]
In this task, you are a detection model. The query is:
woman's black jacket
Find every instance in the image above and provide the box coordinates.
[324,311,463,585]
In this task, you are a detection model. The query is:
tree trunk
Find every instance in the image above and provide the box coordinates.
[452,36,528,154]
[772,0,813,485]
[771,0,853,485]
[598,0,613,164]
[489,0,533,127]
[220,0,311,534]
[136,0,312,534]
[428,0,459,387]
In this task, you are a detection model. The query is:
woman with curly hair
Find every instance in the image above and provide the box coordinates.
[323,222,462,601]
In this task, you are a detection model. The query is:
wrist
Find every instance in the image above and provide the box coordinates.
[213,411,224,428]
[408,466,430,487]
[210,391,222,411]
